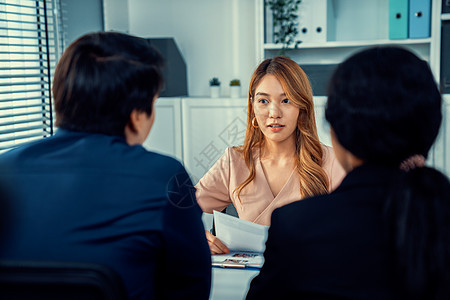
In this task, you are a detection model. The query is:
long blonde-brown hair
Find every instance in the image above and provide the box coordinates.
[233,56,329,201]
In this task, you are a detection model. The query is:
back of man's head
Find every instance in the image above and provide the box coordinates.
[53,32,164,136]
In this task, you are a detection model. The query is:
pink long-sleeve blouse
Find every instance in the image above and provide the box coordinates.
[195,145,346,226]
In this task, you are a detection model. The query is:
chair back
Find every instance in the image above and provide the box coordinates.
[0,260,128,300]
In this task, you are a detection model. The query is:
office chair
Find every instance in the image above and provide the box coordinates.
[0,260,128,300]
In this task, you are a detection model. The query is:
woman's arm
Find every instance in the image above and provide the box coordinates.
[195,148,234,254]
[195,148,233,213]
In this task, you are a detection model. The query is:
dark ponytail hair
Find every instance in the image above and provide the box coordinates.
[386,168,450,299]
[326,46,450,298]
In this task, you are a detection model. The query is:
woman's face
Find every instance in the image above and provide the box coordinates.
[253,74,300,144]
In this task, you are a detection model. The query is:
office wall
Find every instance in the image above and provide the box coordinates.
[125,0,258,97]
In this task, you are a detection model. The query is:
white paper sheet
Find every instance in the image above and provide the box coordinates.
[213,210,269,253]
[202,212,214,231]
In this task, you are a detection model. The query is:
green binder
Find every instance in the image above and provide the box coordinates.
[389,0,409,39]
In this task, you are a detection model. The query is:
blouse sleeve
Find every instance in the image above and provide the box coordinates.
[195,148,233,213]
[323,145,346,192]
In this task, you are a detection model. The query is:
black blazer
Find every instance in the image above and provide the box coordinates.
[247,164,401,300]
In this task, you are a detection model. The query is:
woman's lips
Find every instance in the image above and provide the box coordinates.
[267,124,284,132]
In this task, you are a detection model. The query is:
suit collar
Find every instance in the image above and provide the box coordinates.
[336,163,399,191]
[54,128,126,141]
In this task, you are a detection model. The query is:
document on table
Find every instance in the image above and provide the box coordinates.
[213,210,269,252]
[211,210,269,268]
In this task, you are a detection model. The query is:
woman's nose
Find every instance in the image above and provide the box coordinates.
[269,103,281,118]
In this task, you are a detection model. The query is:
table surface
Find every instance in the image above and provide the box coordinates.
[210,267,260,300]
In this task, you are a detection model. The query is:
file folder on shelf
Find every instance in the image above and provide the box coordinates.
[443,0,450,14]
[409,0,431,38]
[265,4,274,43]
[389,0,409,39]
[441,22,450,93]
[297,0,335,43]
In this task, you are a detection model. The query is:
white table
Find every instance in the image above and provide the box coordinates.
[210,267,260,300]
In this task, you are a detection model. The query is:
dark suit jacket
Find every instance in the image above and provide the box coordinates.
[0,129,211,300]
[247,164,401,300]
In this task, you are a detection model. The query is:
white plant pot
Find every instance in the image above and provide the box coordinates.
[210,86,220,98]
[230,85,241,98]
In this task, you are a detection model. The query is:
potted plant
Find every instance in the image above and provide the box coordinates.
[266,0,302,56]
[209,77,221,98]
[229,79,241,98]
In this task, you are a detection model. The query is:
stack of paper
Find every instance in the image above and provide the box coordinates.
[211,211,269,269]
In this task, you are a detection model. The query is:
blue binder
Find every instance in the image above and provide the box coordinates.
[409,0,431,38]
[389,0,409,39]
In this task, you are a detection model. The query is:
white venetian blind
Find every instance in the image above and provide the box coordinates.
[0,0,61,152]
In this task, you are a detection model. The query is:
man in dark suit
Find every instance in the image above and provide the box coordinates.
[0,32,211,300]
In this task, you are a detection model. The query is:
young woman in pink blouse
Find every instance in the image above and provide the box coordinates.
[196,56,345,254]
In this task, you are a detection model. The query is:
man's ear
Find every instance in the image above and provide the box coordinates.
[124,109,142,144]
[124,108,154,145]
[126,109,140,133]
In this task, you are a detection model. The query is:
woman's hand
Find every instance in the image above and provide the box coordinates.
[205,230,230,254]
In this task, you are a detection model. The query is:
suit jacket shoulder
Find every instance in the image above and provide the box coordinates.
[247,164,398,300]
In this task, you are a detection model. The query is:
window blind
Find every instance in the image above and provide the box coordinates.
[0,0,61,152]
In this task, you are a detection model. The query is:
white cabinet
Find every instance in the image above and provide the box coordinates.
[430,95,450,177]
[313,97,332,147]
[181,98,248,183]
[143,97,183,161]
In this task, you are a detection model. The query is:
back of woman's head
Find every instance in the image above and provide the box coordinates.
[53,32,164,136]
[327,46,450,298]
[326,46,441,166]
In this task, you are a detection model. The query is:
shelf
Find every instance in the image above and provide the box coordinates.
[264,38,432,50]
[442,14,450,21]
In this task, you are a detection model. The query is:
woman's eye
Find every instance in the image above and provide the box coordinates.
[258,99,268,104]
[281,99,290,104]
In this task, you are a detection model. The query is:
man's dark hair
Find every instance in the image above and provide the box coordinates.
[53,32,164,136]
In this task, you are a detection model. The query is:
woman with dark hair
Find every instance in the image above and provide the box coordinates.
[196,56,345,254]
[247,46,450,299]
